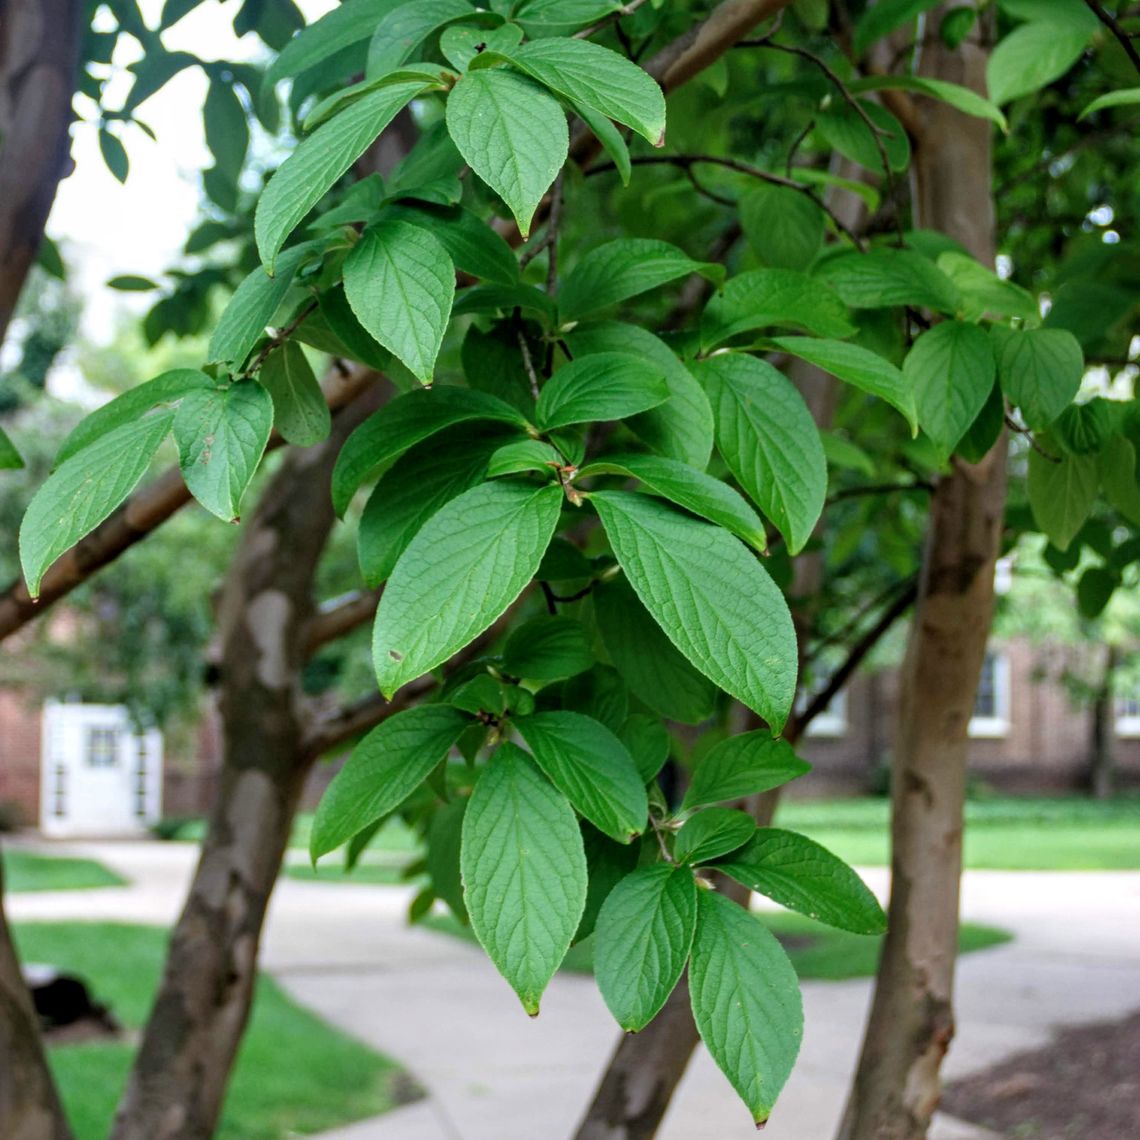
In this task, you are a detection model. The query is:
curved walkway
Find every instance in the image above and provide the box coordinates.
[8,839,1140,1140]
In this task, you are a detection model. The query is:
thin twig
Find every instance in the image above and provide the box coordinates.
[1004,413,1061,462]
[243,296,319,378]
[575,0,653,41]
[827,479,934,504]
[1084,0,1140,73]
[516,320,541,400]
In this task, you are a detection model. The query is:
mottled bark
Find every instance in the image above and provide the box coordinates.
[0,845,74,1140]
[109,388,384,1140]
[835,13,1004,1140]
[0,0,81,346]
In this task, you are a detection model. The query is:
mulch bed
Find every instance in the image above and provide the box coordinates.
[942,1009,1140,1139]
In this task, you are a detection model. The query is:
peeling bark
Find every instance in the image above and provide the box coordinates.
[109,389,384,1140]
[835,13,1004,1140]
[0,846,74,1140]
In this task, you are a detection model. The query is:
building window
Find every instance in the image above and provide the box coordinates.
[1116,692,1140,738]
[86,726,119,768]
[804,687,848,738]
[969,652,1010,737]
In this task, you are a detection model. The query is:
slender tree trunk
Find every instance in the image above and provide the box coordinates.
[0,844,75,1140]
[835,13,1004,1139]
[109,388,383,1140]
[0,0,82,346]
[1090,643,1117,800]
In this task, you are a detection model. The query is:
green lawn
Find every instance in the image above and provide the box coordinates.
[3,851,126,893]
[12,923,415,1140]
[779,795,1140,870]
[422,911,1012,981]
[284,858,415,885]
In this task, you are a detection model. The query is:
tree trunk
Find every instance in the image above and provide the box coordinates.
[0,844,74,1140]
[1090,643,1117,800]
[109,387,383,1140]
[0,0,81,346]
[835,13,1003,1140]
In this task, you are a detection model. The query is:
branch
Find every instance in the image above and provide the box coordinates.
[827,479,934,504]
[0,361,380,643]
[303,587,382,658]
[1084,0,1140,74]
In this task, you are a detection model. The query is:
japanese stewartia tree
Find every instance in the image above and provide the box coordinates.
[3,0,1139,1136]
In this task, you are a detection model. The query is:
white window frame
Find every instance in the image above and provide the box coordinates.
[1115,693,1140,738]
[969,652,1011,738]
[804,687,848,738]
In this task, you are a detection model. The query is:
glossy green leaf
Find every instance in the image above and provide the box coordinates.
[204,79,249,178]
[675,808,756,865]
[815,249,961,314]
[694,353,827,555]
[461,743,587,1014]
[441,23,523,71]
[255,79,429,269]
[366,0,473,78]
[99,128,129,183]
[446,69,568,238]
[987,22,1090,105]
[1080,87,1140,118]
[994,327,1083,429]
[514,0,621,35]
[849,74,1007,131]
[311,705,470,859]
[714,828,887,934]
[770,335,917,434]
[173,382,274,521]
[682,730,810,811]
[427,797,468,920]
[936,252,1036,321]
[258,341,331,447]
[267,0,406,83]
[581,453,767,552]
[344,218,455,384]
[619,713,671,784]
[560,239,724,325]
[20,412,173,597]
[593,491,797,732]
[576,823,640,943]
[853,0,941,55]
[536,352,669,430]
[1100,435,1140,526]
[386,204,519,286]
[577,103,631,184]
[332,386,529,516]
[515,711,648,843]
[595,865,697,1031]
[1027,439,1098,550]
[0,426,23,470]
[373,481,562,696]
[906,321,996,453]
[502,615,594,682]
[815,99,909,174]
[702,269,855,348]
[690,889,803,1126]
[740,184,824,270]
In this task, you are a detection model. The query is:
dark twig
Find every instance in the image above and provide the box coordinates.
[827,479,934,504]
[1004,413,1061,462]
[575,0,653,41]
[545,172,564,295]
[515,318,541,400]
[243,296,320,378]
[1083,0,1140,73]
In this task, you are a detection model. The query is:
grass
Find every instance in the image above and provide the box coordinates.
[421,911,1012,981]
[3,851,126,893]
[12,922,413,1140]
[283,859,414,885]
[779,795,1140,870]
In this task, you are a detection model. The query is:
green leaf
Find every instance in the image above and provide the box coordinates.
[427,797,468,920]
[487,439,564,477]
[1080,87,1140,118]
[1028,439,1098,551]
[1055,399,1112,456]
[255,79,429,269]
[689,890,803,1126]
[514,711,648,843]
[740,184,824,270]
[446,69,568,238]
[906,321,996,453]
[461,743,587,1015]
[987,22,1090,105]
[594,865,697,1031]
[310,705,471,859]
[535,352,669,430]
[594,578,717,726]
[0,426,23,470]
[502,615,594,682]
[267,0,406,82]
[204,79,249,178]
[1100,435,1140,526]
[770,335,917,434]
[581,453,767,553]
[1076,565,1116,619]
[173,382,274,521]
[358,426,506,586]
[814,249,961,314]
[936,252,1036,321]
[682,730,811,811]
[373,481,562,696]
[560,239,724,325]
[386,204,519,286]
[994,327,1083,429]
[849,75,1008,132]
[441,23,523,71]
[694,353,827,555]
[955,380,1004,465]
[106,274,158,292]
[592,491,797,732]
[577,103,631,185]
[675,808,756,865]
[815,99,909,174]
[853,0,941,55]
[56,369,213,463]
[576,823,640,943]
[566,322,713,469]
[366,0,473,78]
[702,269,855,348]
[344,218,455,383]
[20,412,173,597]
[619,713,671,784]
[332,386,529,516]
[484,36,665,145]
[208,242,317,366]
[714,828,887,934]
[99,128,129,183]
[258,341,330,447]
[514,0,621,35]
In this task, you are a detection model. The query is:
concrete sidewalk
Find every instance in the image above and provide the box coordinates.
[9,839,1140,1140]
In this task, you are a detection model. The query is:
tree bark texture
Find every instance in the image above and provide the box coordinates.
[0,0,82,346]
[835,13,1005,1140]
[108,388,384,1140]
[0,845,75,1140]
